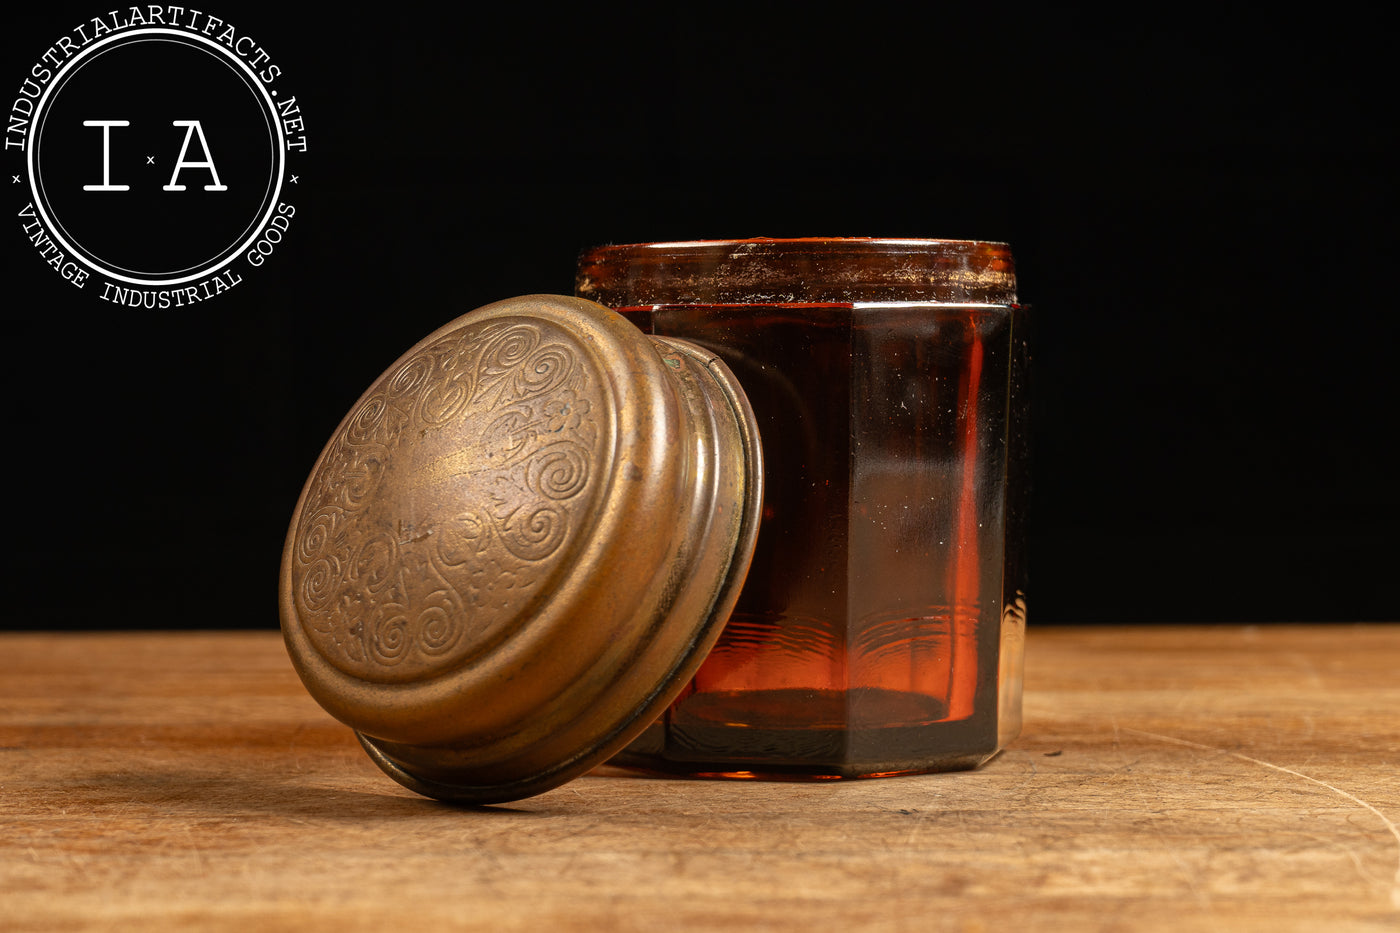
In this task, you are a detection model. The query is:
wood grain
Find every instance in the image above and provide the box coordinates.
[3,625,1397,932]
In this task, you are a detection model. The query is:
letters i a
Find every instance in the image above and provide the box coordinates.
[81,120,228,192]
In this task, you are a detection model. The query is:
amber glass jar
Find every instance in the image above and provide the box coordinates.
[577,238,1029,778]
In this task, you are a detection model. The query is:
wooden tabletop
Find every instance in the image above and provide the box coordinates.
[3,625,1397,932]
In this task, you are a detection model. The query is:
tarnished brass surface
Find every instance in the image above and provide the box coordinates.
[279,295,762,803]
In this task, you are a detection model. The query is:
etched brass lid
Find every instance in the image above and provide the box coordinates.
[279,295,762,804]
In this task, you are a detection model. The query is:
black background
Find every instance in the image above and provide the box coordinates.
[5,8,1394,631]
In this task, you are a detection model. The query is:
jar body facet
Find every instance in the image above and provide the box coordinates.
[577,239,1028,777]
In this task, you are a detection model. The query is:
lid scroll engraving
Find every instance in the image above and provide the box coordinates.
[289,318,601,683]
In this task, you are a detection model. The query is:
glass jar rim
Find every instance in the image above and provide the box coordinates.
[591,236,1011,249]
[576,237,1017,307]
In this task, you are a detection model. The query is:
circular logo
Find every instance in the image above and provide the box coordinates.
[9,12,306,306]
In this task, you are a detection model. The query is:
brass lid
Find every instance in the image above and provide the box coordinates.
[279,295,762,804]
